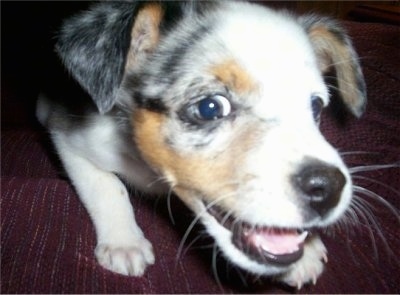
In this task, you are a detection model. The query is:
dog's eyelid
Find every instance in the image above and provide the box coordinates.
[179,93,236,125]
[190,91,231,102]
[312,93,328,107]
[311,95,325,122]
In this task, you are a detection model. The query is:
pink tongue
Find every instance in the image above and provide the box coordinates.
[246,228,307,255]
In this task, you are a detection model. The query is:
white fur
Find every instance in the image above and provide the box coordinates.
[52,129,156,276]
[39,111,166,276]
[279,235,327,289]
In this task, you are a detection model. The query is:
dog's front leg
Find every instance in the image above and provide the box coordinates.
[53,134,155,276]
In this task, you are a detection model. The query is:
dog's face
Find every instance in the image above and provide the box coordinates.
[57,1,366,277]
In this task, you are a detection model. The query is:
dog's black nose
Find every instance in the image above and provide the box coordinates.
[294,162,346,217]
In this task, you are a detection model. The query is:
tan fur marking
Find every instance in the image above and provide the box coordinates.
[132,110,259,208]
[211,59,257,95]
[125,3,163,70]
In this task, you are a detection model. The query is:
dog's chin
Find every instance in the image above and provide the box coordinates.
[195,200,312,276]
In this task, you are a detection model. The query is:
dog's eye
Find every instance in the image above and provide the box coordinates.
[311,96,324,122]
[186,95,232,123]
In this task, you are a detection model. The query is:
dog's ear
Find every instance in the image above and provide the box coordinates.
[56,2,164,114]
[301,16,367,117]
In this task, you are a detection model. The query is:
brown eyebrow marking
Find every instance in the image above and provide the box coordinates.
[210,59,257,95]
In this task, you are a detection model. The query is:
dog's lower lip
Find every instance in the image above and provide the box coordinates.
[206,203,307,266]
[233,226,306,266]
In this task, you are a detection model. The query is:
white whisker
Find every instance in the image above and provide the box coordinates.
[326,56,367,68]
[180,233,206,257]
[324,75,360,94]
[350,163,400,174]
[340,151,380,157]
[145,175,170,188]
[166,186,175,225]
[350,197,379,258]
[175,190,236,264]
[353,175,400,196]
[212,243,223,291]
[176,212,204,263]
[353,185,399,219]
[212,243,225,293]
[334,160,400,265]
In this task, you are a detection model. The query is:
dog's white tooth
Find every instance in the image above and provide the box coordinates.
[298,230,308,243]
[322,252,328,263]
[297,280,302,290]
[312,274,317,285]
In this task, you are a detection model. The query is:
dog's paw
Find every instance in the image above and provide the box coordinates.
[95,237,155,276]
[279,235,328,289]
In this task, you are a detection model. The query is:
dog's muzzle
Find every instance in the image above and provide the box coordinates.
[207,160,346,266]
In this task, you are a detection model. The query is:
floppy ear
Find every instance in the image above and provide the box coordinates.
[301,16,367,117]
[56,2,163,114]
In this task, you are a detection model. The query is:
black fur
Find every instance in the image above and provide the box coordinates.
[56,2,139,114]
[55,1,218,115]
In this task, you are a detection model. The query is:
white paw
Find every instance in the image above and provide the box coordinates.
[279,235,328,289]
[95,237,155,276]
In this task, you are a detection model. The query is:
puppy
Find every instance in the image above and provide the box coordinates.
[36,1,366,289]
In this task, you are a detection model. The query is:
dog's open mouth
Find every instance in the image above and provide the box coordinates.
[207,205,308,266]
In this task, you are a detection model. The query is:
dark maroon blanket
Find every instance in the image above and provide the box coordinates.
[1,3,399,293]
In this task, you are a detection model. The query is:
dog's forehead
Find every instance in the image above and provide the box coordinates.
[188,4,322,94]
[210,4,324,93]
[134,2,327,111]
[215,4,314,65]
